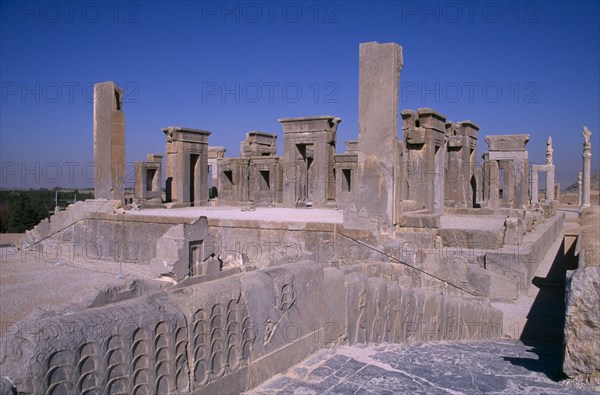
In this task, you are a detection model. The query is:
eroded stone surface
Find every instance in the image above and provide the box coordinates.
[563,206,600,383]
[249,341,598,394]
[93,81,125,202]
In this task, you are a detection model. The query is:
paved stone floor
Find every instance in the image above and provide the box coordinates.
[248,340,598,394]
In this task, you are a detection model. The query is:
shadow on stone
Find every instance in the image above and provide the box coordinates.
[509,241,568,380]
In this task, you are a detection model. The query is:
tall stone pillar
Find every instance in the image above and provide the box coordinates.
[545,136,555,200]
[582,127,592,208]
[488,160,500,209]
[577,172,583,206]
[503,160,515,206]
[530,166,539,204]
[344,41,403,230]
[546,166,555,200]
[93,81,125,202]
[481,153,490,206]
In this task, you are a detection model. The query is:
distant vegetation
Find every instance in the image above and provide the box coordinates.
[0,189,93,233]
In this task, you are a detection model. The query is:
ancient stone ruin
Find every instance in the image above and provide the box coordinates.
[93,81,125,203]
[3,41,598,393]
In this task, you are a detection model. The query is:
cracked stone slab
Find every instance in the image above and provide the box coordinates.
[247,340,598,394]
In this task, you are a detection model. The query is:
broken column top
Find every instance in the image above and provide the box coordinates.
[446,121,480,139]
[345,140,358,152]
[241,131,277,157]
[146,153,163,162]
[401,108,447,132]
[459,120,480,133]
[162,126,211,143]
[246,131,277,138]
[278,115,341,133]
[485,134,530,151]
[208,146,227,159]
[94,81,124,112]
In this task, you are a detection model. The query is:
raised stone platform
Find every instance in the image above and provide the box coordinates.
[127,206,344,224]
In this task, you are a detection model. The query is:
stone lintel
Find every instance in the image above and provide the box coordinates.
[146,153,163,163]
[247,131,278,139]
[162,126,211,143]
[416,107,447,132]
[208,146,227,159]
[460,121,480,142]
[488,151,528,161]
[334,153,358,164]
[460,120,480,132]
[278,115,341,134]
[345,140,358,152]
[250,156,279,166]
[485,134,530,151]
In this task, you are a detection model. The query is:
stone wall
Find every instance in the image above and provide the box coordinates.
[22,200,212,281]
[0,261,502,394]
[563,206,600,383]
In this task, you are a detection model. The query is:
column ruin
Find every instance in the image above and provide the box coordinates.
[279,116,340,208]
[582,126,592,208]
[93,81,125,202]
[483,135,530,209]
[344,41,403,230]
[163,126,211,207]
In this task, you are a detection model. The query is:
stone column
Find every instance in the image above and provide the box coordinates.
[577,172,583,206]
[530,166,539,204]
[582,127,592,208]
[481,153,490,206]
[488,160,500,209]
[344,42,403,230]
[546,165,555,201]
[503,160,515,206]
[93,81,125,202]
[545,136,555,201]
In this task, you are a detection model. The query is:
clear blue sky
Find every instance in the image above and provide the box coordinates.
[1,0,599,189]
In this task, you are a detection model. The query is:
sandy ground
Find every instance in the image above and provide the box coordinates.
[0,248,157,336]
[559,191,600,206]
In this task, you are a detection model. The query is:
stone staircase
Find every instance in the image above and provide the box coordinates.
[21,199,114,249]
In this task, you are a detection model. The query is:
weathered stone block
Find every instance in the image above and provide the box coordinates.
[563,266,600,383]
[406,127,425,145]
[485,135,530,151]
[503,217,524,246]
[345,41,403,230]
[93,81,125,202]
